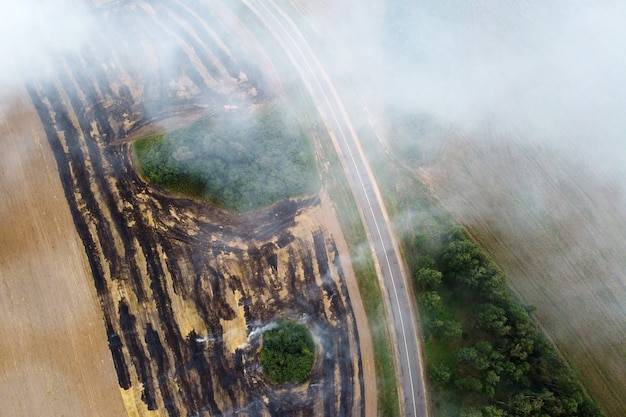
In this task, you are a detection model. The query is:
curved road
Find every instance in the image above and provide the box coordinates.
[246,1,430,416]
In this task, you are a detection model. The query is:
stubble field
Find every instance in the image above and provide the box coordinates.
[418,132,626,417]
[0,0,376,416]
[0,88,128,416]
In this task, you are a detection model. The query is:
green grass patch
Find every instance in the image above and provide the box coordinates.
[133,102,319,212]
[260,320,315,384]
[321,142,400,417]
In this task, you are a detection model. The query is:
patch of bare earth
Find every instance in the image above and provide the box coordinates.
[0,88,127,416]
[419,132,626,417]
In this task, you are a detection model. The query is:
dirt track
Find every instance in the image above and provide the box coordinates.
[1,0,374,416]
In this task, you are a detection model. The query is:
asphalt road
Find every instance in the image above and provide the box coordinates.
[247,1,430,415]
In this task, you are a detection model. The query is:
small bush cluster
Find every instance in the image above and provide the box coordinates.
[260,320,315,384]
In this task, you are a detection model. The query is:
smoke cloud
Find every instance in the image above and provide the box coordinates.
[382,0,626,175]
[0,0,96,90]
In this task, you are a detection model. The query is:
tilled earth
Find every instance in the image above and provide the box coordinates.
[24,0,368,415]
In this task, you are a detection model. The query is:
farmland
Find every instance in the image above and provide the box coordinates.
[2,0,375,416]
[2,0,625,416]
[0,89,128,416]
[416,135,626,416]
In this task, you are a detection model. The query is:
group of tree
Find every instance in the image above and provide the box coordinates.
[408,227,605,417]
[133,102,319,212]
[260,320,316,384]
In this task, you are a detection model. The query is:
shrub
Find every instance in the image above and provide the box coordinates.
[260,320,315,384]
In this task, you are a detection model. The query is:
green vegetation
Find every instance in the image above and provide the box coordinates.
[260,320,315,384]
[335,53,605,414]
[133,103,318,212]
[404,227,605,417]
[353,256,399,415]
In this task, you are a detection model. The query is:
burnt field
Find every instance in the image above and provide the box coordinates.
[21,0,371,416]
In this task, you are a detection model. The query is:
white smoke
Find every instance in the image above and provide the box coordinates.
[0,0,95,90]
[386,0,626,176]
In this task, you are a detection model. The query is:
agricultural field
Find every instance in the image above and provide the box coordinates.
[3,0,625,416]
[416,135,626,417]
[1,0,376,416]
[0,89,128,416]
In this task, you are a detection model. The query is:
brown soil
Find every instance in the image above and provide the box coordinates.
[6,0,375,416]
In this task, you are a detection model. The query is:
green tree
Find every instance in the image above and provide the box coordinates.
[415,226,605,417]
[426,317,461,341]
[412,232,430,252]
[579,397,604,417]
[456,376,483,393]
[510,393,545,416]
[482,405,507,417]
[418,291,442,310]
[456,346,489,371]
[442,239,484,274]
[430,363,452,386]
[260,320,315,384]
[438,319,463,342]
[456,347,479,364]
[415,267,443,290]
[483,370,500,398]
[478,304,511,336]
[416,255,436,270]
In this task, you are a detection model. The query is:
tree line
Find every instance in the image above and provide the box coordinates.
[408,227,605,417]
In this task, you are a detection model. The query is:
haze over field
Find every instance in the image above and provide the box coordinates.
[292,0,626,381]
[0,1,94,87]
[3,0,626,164]
[1,0,626,415]
[388,0,626,172]
[374,1,626,414]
